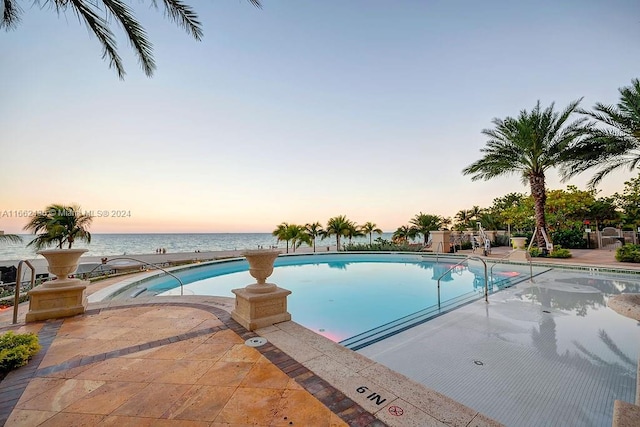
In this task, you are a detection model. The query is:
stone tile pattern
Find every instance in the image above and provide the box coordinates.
[0,302,385,426]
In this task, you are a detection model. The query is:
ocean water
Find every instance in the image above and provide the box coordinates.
[0,233,396,261]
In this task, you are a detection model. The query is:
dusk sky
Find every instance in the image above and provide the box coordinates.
[2,0,639,233]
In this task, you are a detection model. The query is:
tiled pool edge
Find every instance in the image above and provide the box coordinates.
[255,320,502,427]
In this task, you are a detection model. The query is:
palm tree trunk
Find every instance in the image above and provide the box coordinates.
[336,235,340,251]
[369,233,372,245]
[530,173,548,248]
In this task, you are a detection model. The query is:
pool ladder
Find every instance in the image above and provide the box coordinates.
[13,260,36,324]
[436,256,488,307]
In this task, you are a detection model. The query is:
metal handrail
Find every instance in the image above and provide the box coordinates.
[437,255,488,307]
[13,260,36,324]
[489,249,533,283]
[101,257,185,296]
[434,241,444,263]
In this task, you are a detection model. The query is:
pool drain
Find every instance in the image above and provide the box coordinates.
[542,310,551,314]
[245,337,268,347]
[474,360,484,366]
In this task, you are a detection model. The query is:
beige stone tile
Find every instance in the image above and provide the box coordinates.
[271,389,335,427]
[185,341,235,361]
[74,357,175,383]
[5,409,57,426]
[192,317,224,330]
[205,329,244,344]
[285,378,305,391]
[166,385,236,421]
[239,360,291,390]
[214,387,283,425]
[196,361,253,386]
[254,325,280,335]
[17,378,67,405]
[259,329,323,363]
[153,359,216,384]
[219,344,262,363]
[39,412,105,427]
[63,381,148,415]
[96,415,157,426]
[16,379,105,412]
[111,383,192,418]
[374,398,447,427]
[132,337,210,360]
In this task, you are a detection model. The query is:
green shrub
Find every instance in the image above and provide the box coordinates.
[0,332,41,372]
[551,229,587,249]
[615,244,640,263]
[529,247,543,257]
[343,238,423,252]
[549,246,572,258]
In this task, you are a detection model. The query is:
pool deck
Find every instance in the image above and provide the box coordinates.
[0,247,637,426]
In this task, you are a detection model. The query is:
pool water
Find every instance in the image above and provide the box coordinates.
[110,253,537,345]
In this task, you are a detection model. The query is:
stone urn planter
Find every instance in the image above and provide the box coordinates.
[26,248,89,322]
[231,249,291,331]
[511,237,528,250]
[37,248,88,287]
[242,249,280,293]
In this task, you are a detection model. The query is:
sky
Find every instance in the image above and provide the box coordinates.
[1,0,639,233]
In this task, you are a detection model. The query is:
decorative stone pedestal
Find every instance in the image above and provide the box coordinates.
[231,287,292,331]
[26,249,88,323]
[511,237,528,249]
[430,230,451,253]
[230,249,292,331]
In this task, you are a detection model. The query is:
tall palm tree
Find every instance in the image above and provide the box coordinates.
[0,233,22,243]
[24,204,93,249]
[305,222,324,252]
[462,100,590,248]
[290,225,311,252]
[272,222,294,254]
[325,215,351,250]
[563,79,640,187]
[454,210,471,229]
[1,0,261,79]
[392,225,411,244]
[359,221,382,245]
[344,220,363,244]
[409,212,442,245]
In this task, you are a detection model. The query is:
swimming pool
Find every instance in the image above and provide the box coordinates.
[107,253,541,347]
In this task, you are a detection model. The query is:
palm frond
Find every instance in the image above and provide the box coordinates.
[102,0,155,76]
[152,0,203,40]
[68,0,125,78]
[1,0,21,30]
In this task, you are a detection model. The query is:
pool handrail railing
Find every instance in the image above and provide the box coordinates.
[437,256,488,306]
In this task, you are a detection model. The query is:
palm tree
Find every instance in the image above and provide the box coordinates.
[290,225,312,252]
[272,222,294,253]
[305,222,324,252]
[359,222,382,245]
[455,210,471,229]
[24,204,93,249]
[1,0,261,79]
[462,100,591,248]
[0,233,22,243]
[409,212,442,245]
[344,220,363,244]
[392,225,411,244]
[563,79,640,187]
[325,215,351,250]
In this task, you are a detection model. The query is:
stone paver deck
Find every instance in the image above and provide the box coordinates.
[0,301,383,426]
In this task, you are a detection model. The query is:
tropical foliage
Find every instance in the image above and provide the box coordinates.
[1,0,261,79]
[272,222,311,253]
[463,99,591,248]
[23,204,93,250]
[325,215,352,250]
[359,222,382,245]
[409,212,443,244]
[0,234,22,244]
[564,78,640,187]
[304,222,324,252]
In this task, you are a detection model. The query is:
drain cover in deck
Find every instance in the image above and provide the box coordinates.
[245,337,268,347]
